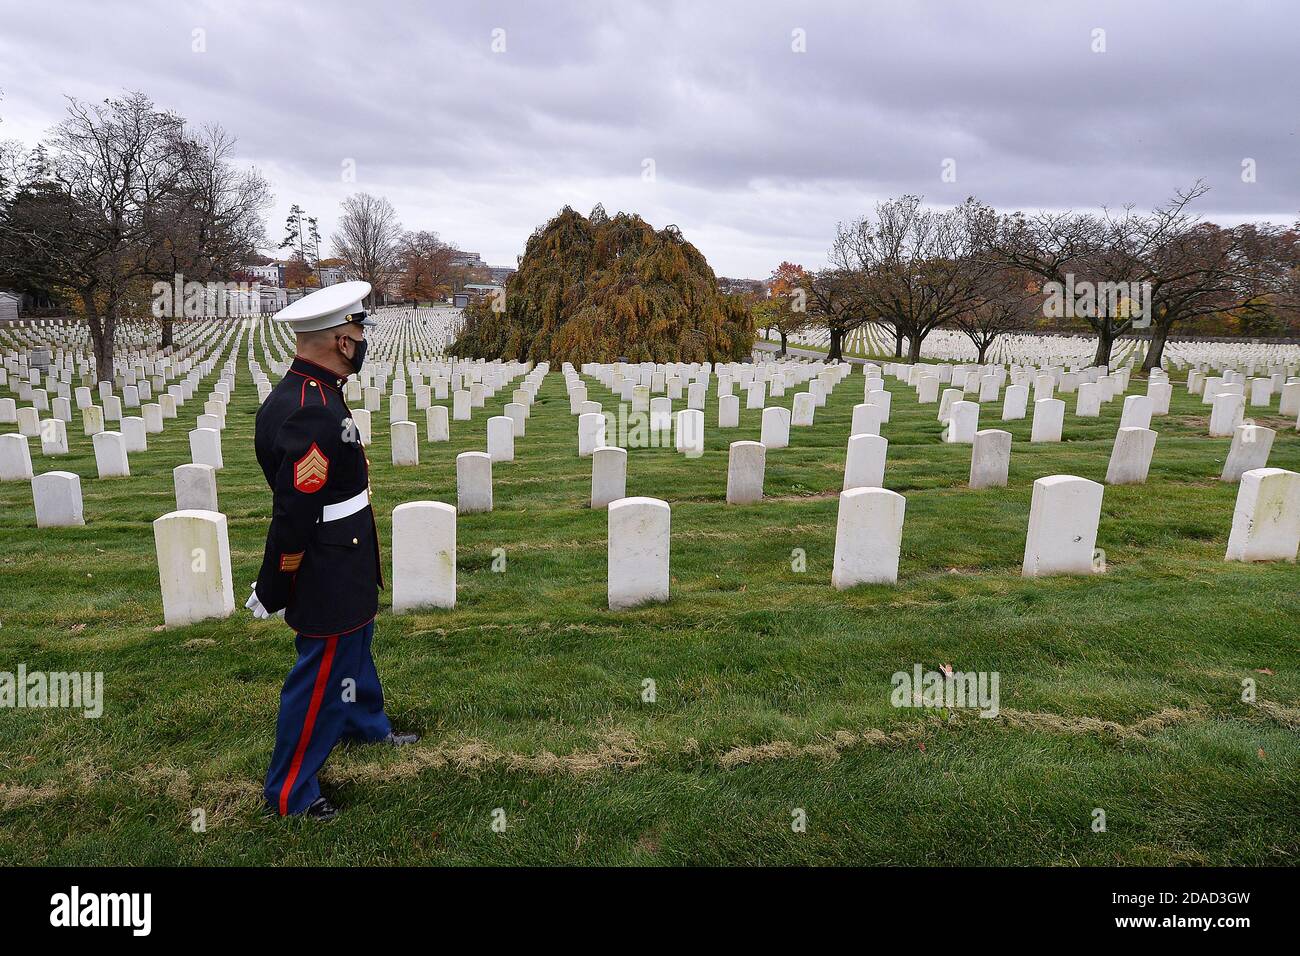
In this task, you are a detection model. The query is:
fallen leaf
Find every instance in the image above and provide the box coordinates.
[939,663,953,678]
[1255,668,1275,676]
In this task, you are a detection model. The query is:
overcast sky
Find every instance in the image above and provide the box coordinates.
[1,0,1296,277]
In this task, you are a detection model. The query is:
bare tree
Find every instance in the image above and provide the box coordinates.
[0,93,189,381]
[832,195,1000,363]
[1139,217,1297,370]
[333,192,402,307]
[952,267,1039,363]
[800,267,870,362]
[0,93,268,372]
[989,182,1295,369]
[152,123,270,344]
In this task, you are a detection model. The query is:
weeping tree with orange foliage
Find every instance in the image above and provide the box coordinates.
[451,205,754,364]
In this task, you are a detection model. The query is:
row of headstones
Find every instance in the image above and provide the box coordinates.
[149,464,1300,625]
[566,361,857,447]
[11,397,1276,531]
[385,366,546,466]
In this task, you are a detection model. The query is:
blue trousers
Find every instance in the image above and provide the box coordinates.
[264,620,392,815]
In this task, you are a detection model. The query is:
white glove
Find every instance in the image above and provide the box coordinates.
[245,583,273,620]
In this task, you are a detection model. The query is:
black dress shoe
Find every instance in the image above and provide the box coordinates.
[383,730,420,746]
[305,796,339,820]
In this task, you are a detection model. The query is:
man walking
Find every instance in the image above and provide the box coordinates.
[246,281,417,820]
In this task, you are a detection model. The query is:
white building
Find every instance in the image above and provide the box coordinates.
[0,291,20,322]
[243,263,283,286]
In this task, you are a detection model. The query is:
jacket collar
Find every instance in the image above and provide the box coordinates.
[290,355,347,391]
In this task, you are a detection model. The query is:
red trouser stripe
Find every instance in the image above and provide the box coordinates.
[278,635,340,815]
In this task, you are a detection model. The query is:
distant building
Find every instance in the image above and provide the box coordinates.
[487,266,516,285]
[257,285,289,313]
[317,265,347,287]
[717,277,767,297]
[242,263,283,286]
[449,250,486,270]
[0,291,19,322]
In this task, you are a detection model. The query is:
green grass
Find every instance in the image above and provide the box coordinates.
[1,347,1298,866]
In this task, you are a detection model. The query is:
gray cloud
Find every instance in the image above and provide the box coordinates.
[1,0,1295,276]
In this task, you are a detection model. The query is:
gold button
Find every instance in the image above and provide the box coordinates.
[352,537,359,545]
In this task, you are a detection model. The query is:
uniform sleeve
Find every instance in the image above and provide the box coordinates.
[254,405,341,614]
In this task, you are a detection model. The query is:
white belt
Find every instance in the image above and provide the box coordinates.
[320,489,370,523]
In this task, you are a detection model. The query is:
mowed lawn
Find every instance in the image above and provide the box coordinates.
[1,346,1298,866]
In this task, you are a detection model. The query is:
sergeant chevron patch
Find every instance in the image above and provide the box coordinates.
[294,443,329,493]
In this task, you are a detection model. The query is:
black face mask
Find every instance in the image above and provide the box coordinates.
[346,336,368,375]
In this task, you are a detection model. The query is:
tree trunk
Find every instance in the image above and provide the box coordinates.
[907,332,923,364]
[1141,323,1168,373]
[893,328,904,358]
[1092,326,1115,367]
[778,330,788,356]
[84,293,115,385]
[977,340,989,364]
[827,327,844,362]
[160,317,174,349]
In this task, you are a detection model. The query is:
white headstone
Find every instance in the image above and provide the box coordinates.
[487,416,514,463]
[426,404,450,442]
[505,402,527,437]
[391,500,457,612]
[578,412,605,457]
[790,392,814,427]
[969,429,1011,489]
[832,487,905,588]
[591,446,628,509]
[121,416,147,452]
[851,403,885,437]
[153,510,235,627]
[32,470,84,527]
[392,420,420,466]
[608,496,670,610]
[93,431,130,478]
[1030,398,1065,443]
[1225,468,1300,562]
[947,400,979,444]
[1147,381,1172,416]
[39,418,69,455]
[1022,476,1103,577]
[725,440,765,504]
[1105,427,1157,485]
[1209,392,1244,437]
[1075,382,1101,418]
[718,393,740,428]
[1119,395,1152,430]
[675,408,704,457]
[760,406,790,449]
[82,404,105,437]
[174,463,218,511]
[1221,423,1275,482]
[1001,383,1029,421]
[844,434,888,490]
[0,433,34,481]
[351,408,372,445]
[189,427,223,469]
[456,451,493,513]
